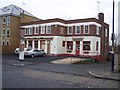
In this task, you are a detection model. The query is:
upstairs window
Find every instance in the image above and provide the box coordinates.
[105,29,108,37]
[6,28,10,37]
[84,25,89,34]
[68,26,73,34]
[29,27,33,35]
[41,26,45,34]
[25,28,29,35]
[2,28,5,36]
[3,17,6,24]
[34,26,39,34]
[96,26,100,35]
[46,26,51,34]
[75,26,81,34]
[7,16,10,26]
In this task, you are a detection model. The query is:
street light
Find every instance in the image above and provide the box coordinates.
[111,0,115,71]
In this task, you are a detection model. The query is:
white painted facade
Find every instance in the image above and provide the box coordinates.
[25,36,100,56]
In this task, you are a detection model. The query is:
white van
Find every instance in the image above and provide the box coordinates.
[14,48,27,56]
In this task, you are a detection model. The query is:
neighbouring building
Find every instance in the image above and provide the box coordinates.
[0,5,40,54]
[21,13,109,62]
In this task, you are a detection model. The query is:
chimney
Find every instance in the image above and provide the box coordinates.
[98,13,104,23]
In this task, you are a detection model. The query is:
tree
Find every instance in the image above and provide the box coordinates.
[114,33,120,53]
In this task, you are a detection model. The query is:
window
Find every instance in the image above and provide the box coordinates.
[105,29,107,37]
[68,26,73,34]
[3,17,6,24]
[6,28,10,37]
[62,41,65,47]
[7,16,10,26]
[2,40,5,45]
[25,28,29,35]
[96,26,100,35]
[6,40,10,45]
[96,41,99,51]
[46,26,51,34]
[84,25,89,34]
[67,41,73,50]
[41,40,45,50]
[75,26,81,34]
[34,26,39,34]
[41,26,45,34]
[83,41,90,51]
[29,27,33,35]
[35,41,38,48]
[2,28,5,36]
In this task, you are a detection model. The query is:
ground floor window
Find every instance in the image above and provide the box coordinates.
[28,41,32,49]
[83,41,90,51]
[62,41,65,47]
[41,40,45,50]
[67,41,73,50]
[35,41,38,48]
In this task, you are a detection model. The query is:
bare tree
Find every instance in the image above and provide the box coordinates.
[114,33,120,53]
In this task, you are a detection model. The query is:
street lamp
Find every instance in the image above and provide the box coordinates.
[111,0,115,71]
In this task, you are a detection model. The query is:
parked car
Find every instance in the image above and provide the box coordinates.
[24,49,46,58]
[14,48,27,56]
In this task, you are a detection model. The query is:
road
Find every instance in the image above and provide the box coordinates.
[2,54,119,88]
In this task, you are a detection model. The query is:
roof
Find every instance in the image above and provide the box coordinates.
[0,4,35,17]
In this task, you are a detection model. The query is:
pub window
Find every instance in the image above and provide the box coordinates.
[68,26,73,34]
[67,41,73,50]
[84,25,89,34]
[46,26,51,34]
[41,26,45,34]
[83,41,90,51]
[75,26,81,34]
[96,26,100,35]
[62,41,65,47]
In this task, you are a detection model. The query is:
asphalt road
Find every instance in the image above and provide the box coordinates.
[2,54,119,88]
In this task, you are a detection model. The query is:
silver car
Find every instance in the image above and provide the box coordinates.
[24,49,46,58]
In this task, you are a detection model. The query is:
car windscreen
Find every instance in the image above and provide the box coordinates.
[26,49,32,51]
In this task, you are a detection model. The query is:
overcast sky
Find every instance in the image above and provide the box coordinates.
[0,0,119,38]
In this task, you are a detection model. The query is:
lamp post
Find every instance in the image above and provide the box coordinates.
[111,0,115,71]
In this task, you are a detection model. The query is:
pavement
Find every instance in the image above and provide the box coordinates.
[51,57,120,81]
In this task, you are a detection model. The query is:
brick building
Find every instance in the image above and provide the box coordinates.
[0,5,40,54]
[21,13,109,62]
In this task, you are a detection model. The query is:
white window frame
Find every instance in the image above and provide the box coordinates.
[6,16,10,26]
[46,26,51,34]
[3,17,6,24]
[96,26,99,35]
[29,27,33,35]
[75,26,81,34]
[25,28,28,35]
[84,25,89,34]
[34,26,39,34]
[67,26,73,34]
[41,26,45,34]
[2,28,5,36]
[105,29,108,37]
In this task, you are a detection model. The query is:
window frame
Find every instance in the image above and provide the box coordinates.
[83,41,91,51]
[29,27,33,35]
[75,26,81,34]
[41,26,45,34]
[96,26,100,35]
[67,26,73,34]
[3,17,6,24]
[6,16,10,26]
[84,25,89,34]
[46,26,51,34]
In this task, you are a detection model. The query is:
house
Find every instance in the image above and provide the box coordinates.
[0,5,40,54]
[21,13,109,62]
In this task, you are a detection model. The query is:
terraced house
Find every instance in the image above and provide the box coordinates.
[21,13,109,62]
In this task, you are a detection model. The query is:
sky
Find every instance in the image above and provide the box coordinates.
[0,0,119,42]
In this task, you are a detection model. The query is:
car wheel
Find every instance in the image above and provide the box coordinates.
[42,53,46,57]
[31,54,34,58]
